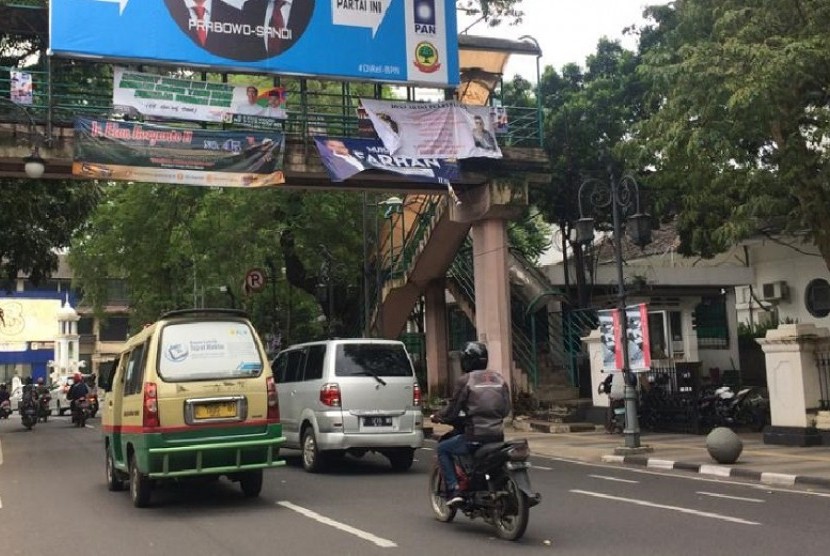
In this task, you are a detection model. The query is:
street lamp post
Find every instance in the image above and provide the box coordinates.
[576,165,652,450]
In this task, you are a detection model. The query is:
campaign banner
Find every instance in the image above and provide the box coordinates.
[73,118,286,188]
[313,135,459,184]
[10,70,33,105]
[50,1,458,87]
[113,67,287,125]
[598,304,652,372]
[359,99,502,159]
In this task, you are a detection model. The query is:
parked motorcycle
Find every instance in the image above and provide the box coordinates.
[0,399,12,419]
[428,419,541,541]
[71,398,90,428]
[698,385,770,431]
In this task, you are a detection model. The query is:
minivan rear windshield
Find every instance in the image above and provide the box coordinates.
[335,344,413,377]
[158,321,263,381]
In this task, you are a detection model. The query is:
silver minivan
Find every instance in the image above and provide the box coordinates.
[272,339,424,472]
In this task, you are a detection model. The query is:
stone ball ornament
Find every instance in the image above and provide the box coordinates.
[706,427,743,464]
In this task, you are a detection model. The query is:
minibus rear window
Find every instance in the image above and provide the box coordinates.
[158,321,263,381]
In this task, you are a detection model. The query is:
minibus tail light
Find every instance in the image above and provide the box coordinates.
[266,376,280,422]
[143,382,159,429]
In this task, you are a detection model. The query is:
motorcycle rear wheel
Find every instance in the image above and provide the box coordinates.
[428,467,456,523]
[493,476,530,541]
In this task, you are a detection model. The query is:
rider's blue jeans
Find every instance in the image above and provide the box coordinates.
[437,434,470,492]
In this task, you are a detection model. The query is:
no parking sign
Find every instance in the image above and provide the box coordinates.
[244,268,267,295]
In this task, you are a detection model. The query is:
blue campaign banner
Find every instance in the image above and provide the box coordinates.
[314,136,459,184]
[49,0,459,87]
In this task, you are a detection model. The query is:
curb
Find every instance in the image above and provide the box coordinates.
[601,455,830,490]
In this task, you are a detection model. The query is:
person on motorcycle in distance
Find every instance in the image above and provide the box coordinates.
[35,377,49,398]
[0,383,10,404]
[67,372,89,415]
[433,341,511,507]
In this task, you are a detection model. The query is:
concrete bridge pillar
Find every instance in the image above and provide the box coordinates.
[424,278,450,398]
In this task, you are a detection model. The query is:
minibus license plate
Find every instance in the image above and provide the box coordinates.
[195,402,237,419]
[363,416,392,427]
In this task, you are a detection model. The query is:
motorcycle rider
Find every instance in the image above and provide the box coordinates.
[0,383,10,411]
[35,377,51,421]
[433,341,511,506]
[67,372,89,417]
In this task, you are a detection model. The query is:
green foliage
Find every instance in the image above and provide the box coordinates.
[636,0,830,265]
[0,178,100,289]
[69,185,365,341]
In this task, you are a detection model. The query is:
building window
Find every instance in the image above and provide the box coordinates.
[805,278,830,318]
[78,317,94,335]
[694,296,729,349]
[107,280,129,304]
[99,316,130,341]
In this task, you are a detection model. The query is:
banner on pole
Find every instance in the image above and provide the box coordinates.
[73,118,286,188]
[598,304,651,372]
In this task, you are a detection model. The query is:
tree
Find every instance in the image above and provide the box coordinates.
[0,178,100,289]
[526,38,649,305]
[636,0,830,265]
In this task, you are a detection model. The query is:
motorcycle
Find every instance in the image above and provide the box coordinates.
[698,385,770,431]
[0,399,11,419]
[71,398,90,428]
[86,393,99,419]
[20,392,38,430]
[37,391,52,423]
[428,419,541,541]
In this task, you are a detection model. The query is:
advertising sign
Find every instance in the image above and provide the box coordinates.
[50,1,458,87]
[0,299,62,343]
[598,304,652,372]
[314,136,459,184]
[73,118,286,188]
[113,68,287,126]
[360,99,502,159]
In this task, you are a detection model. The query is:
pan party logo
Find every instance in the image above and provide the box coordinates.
[413,41,441,73]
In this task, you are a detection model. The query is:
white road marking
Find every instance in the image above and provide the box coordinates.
[696,491,765,503]
[532,465,552,471]
[571,489,760,525]
[589,474,639,484]
[420,447,434,451]
[277,501,397,548]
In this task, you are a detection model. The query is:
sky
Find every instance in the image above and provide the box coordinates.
[457,0,671,82]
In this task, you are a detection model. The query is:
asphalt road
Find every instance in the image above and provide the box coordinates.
[2,416,830,555]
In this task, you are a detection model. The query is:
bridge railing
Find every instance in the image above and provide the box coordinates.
[0,61,542,147]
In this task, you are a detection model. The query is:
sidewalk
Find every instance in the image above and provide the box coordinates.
[424,422,830,491]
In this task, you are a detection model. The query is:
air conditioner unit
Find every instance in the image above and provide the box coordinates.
[761,280,789,301]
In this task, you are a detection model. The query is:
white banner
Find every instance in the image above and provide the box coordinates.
[359,99,502,160]
[112,68,288,124]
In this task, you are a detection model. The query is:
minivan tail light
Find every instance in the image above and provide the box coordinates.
[266,376,280,422]
[142,382,160,429]
[320,383,341,407]
[413,382,422,407]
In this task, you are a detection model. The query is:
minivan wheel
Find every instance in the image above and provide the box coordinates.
[129,454,152,508]
[106,447,125,491]
[388,448,415,471]
[302,427,326,473]
[240,470,263,497]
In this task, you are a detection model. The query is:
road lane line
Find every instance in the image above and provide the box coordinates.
[532,465,552,471]
[570,489,760,525]
[277,501,397,548]
[589,474,639,483]
[696,491,764,503]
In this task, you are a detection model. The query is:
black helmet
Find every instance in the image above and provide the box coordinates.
[460,341,488,372]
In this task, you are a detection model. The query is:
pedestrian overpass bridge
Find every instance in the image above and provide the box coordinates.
[0,2,569,396]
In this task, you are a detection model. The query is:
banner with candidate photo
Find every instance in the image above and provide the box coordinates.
[313,136,459,185]
[73,118,286,188]
[50,1,458,87]
[359,99,502,160]
[598,304,652,372]
[112,68,287,128]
